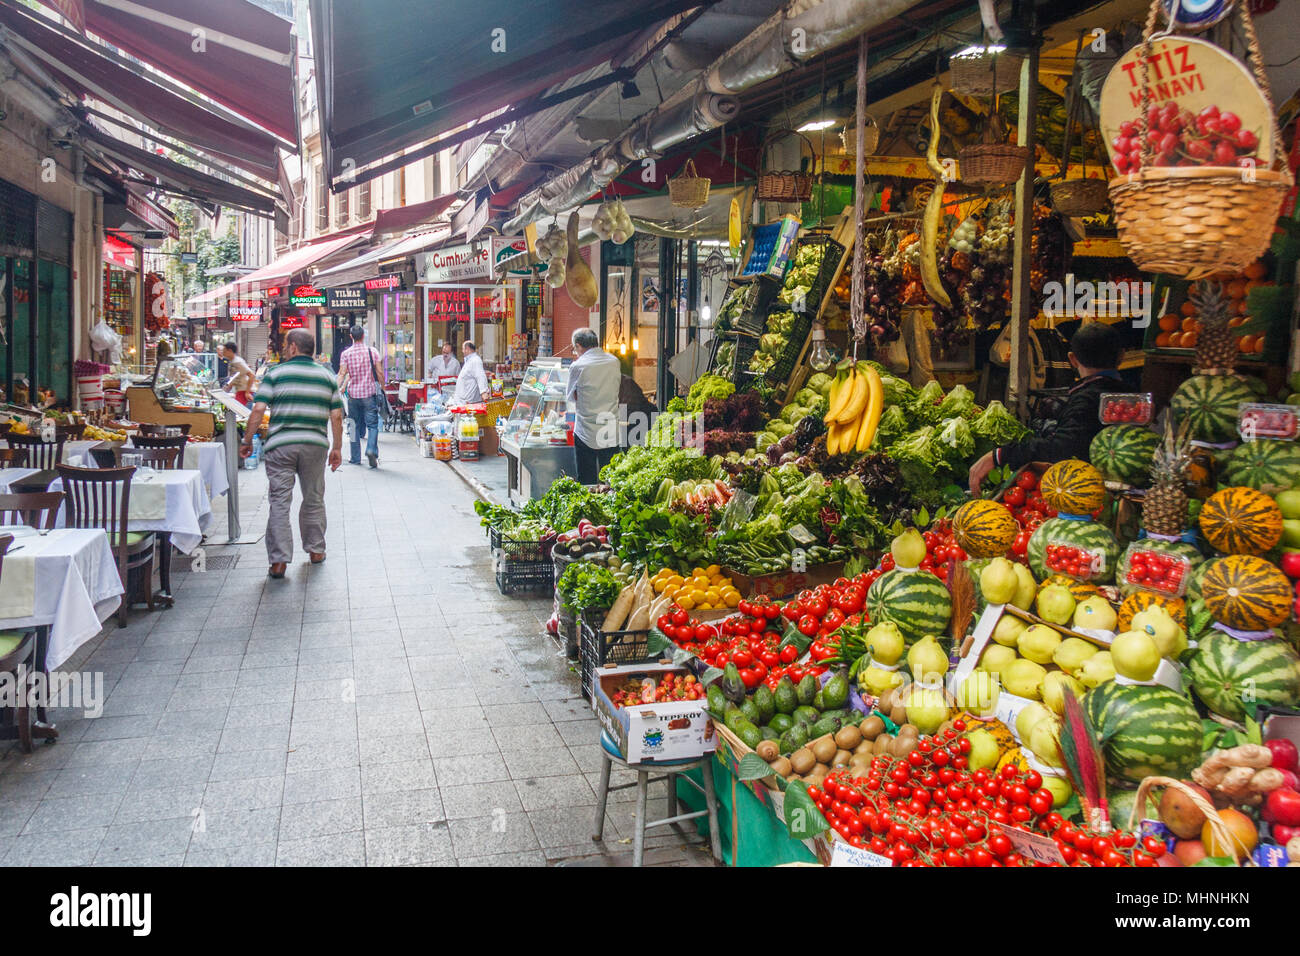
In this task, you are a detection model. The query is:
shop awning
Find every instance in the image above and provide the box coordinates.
[313,228,450,288]
[82,0,298,145]
[0,1,282,181]
[308,0,701,186]
[185,233,367,313]
[372,195,457,236]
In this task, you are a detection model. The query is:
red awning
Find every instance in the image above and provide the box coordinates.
[83,0,297,145]
[371,195,457,235]
[186,234,365,309]
[0,2,280,180]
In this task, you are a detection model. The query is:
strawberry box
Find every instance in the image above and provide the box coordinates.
[592,661,717,764]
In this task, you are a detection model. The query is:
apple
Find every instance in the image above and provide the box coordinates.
[1280,550,1300,580]
[1267,738,1299,772]
[1277,489,1300,521]
[1173,839,1206,866]
[1266,787,1300,827]
[1282,520,1300,548]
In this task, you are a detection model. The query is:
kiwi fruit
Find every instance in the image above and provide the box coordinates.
[805,765,829,788]
[834,725,862,750]
[888,701,907,726]
[756,739,779,761]
[832,749,852,767]
[860,715,885,740]
[873,733,894,754]
[891,735,918,758]
[879,687,899,713]
[854,739,873,755]
[811,736,837,764]
[770,756,792,778]
[897,722,919,738]
[790,747,817,775]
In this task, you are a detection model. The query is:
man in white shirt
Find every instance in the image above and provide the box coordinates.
[565,327,621,484]
[428,342,461,380]
[453,340,490,403]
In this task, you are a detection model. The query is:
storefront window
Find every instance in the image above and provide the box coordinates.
[3,258,32,403]
[425,284,519,369]
[37,260,71,402]
[381,291,417,381]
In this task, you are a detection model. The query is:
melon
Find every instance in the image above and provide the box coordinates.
[1198,486,1283,556]
[1084,682,1203,784]
[1170,375,1255,443]
[1027,517,1121,584]
[866,568,952,646]
[1186,631,1300,721]
[1039,459,1107,515]
[1090,424,1159,486]
[1117,591,1188,632]
[1223,440,1300,495]
[1198,555,1292,630]
[952,499,1018,559]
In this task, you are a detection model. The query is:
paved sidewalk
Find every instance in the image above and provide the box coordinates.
[0,429,717,866]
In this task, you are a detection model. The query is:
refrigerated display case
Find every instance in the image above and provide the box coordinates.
[499,357,577,505]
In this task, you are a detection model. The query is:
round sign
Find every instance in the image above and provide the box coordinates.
[1099,35,1274,171]
[1161,0,1234,31]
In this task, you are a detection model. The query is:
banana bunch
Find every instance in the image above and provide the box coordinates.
[822,362,885,457]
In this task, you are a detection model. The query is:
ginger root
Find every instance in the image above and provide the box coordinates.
[1193,745,1281,807]
[1249,767,1285,793]
[1216,766,1256,801]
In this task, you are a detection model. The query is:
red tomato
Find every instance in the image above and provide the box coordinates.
[1016,470,1038,490]
[782,601,801,621]
[779,644,798,664]
[731,647,753,668]
[671,608,689,626]
[822,608,846,632]
[1004,486,1026,507]
[797,615,819,637]
[740,667,761,690]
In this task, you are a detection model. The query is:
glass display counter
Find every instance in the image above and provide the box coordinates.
[498,357,578,505]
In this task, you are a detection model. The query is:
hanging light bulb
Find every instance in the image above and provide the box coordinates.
[619,343,628,356]
[632,336,639,352]
[808,321,833,372]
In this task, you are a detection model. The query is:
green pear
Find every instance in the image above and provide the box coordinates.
[978,644,1019,677]
[891,528,927,568]
[957,671,1001,717]
[1042,774,1073,808]
[1053,637,1100,676]
[865,621,906,666]
[965,727,1001,771]
[902,683,950,734]
[1277,489,1300,522]
[907,635,949,684]
[1076,649,1115,688]
[1015,701,1053,742]
[1282,518,1300,547]
[1073,595,1118,632]
[1111,630,1160,681]
[992,615,1027,647]
[980,557,1019,605]
[1027,716,1065,768]
[1035,584,1076,625]
[1042,671,1086,716]
[1011,563,1038,610]
[1130,605,1186,659]
[1017,624,1062,665]
[1001,658,1047,700]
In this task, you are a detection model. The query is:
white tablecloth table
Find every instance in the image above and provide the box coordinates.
[0,467,40,494]
[0,527,123,671]
[62,440,229,504]
[50,468,212,554]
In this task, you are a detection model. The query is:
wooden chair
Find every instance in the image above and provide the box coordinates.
[54,422,86,441]
[5,433,65,471]
[137,422,191,437]
[0,492,63,530]
[54,464,157,627]
[117,443,182,596]
[112,446,180,470]
[129,434,188,464]
[0,534,39,752]
[0,448,28,467]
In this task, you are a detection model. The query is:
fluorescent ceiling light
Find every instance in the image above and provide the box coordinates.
[798,119,837,132]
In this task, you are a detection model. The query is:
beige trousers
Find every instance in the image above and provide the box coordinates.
[264,443,328,564]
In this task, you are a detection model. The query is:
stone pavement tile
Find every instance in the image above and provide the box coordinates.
[569,744,608,775]
[542,698,594,723]
[0,800,38,837]
[95,818,193,863]
[129,754,215,792]
[430,753,509,788]
[112,785,205,826]
[189,639,251,660]
[225,702,293,731]
[155,707,230,735]
[360,758,438,795]
[218,724,290,754]
[201,776,284,811]
[166,684,237,712]
[293,677,352,703]
[293,698,356,724]
[285,739,358,775]
[4,826,106,866]
[288,717,356,746]
[143,730,223,760]
[424,728,497,759]
[119,660,185,680]
[555,718,603,748]
[281,766,362,805]
[229,682,296,707]
[526,680,581,702]
[490,722,565,752]
[448,812,538,859]
[365,822,454,866]
[112,675,180,699]
[299,629,352,649]
[501,747,581,780]
[359,733,429,766]
[438,780,522,820]
[53,762,137,797]
[276,830,365,867]
[242,649,300,670]
[481,702,551,725]
[235,664,297,687]
[352,673,414,697]
[356,710,426,739]
[409,667,474,691]
[100,692,170,717]
[419,705,488,733]
[174,669,241,691]
[132,642,196,662]
[528,806,620,849]
[474,683,541,706]
[23,793,125,833]
[181,654,243,675]
[278,796,362,841]
[457,850,546,867]
[0,741,73,774]
[296,660,355,682]
[354,692,421,719]
[362,788,443,829]
[188,807,279,851]
[209,748,287,782]
[515,774,597,813]
[184,841,277,867]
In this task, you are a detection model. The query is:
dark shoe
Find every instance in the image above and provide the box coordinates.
[367,453,378,469]
[349,459,362,465]
[268,563,287,579]
[309,552,326,565]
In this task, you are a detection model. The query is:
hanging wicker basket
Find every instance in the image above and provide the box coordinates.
[839,114,879,156]
[949,49,1023,96]
[959,143,1030,186]
[1050,176,1111,216]
[1109,0,1293,278]
[668,159,711,209]
[756,128,817,203]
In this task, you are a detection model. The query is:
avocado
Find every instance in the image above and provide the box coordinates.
[736,720,763,750]
[773,676,798,715]
[721,663,746,704]
[768,713,795,734]
[796,674,818,706]
[822,668,849,710]
[812,689,826,711]
[811,714,842,738]
[841,710,865,726]
[779,721,810,755]
[793,705,820,727]
[753,685,776,723]
[740,699,762,726]
[724,702,746,734]
[761,725,780,741]
[706,683,727,717]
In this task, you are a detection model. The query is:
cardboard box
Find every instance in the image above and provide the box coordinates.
[723,561,846,601]
[592,662,716,764]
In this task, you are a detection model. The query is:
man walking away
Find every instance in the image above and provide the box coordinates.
[453,340,490,404]
[221,342,256,407]
[566,328,621,484]
[241,328,343,578]
[338,325,383,468]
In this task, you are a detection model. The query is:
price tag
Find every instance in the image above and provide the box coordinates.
[997,824,1066,864]
[787,523,817,546]
[830,840,893,867]
[720,489,757,531]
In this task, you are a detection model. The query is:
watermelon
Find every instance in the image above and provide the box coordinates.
[1185,631,1300,721]
[866,568,951,645]
[1224,440,1300,494]
[1187,556,1224,603]
[1170,374,1254,443]
[1085,683,1203,784]
[1027,517,1121,583]
[1090,424,1159,486]
[1115,539,1204,596]
[965,558,993,611]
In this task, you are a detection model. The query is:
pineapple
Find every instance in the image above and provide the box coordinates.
[1189,280,1236,375]
[1143,419,1193,536]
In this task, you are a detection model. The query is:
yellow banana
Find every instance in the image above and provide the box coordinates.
[835,369,869,425]
[855,365,885,452]
[824,368,850,425]
[827,420,843,456]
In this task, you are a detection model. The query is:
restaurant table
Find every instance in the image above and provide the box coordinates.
[64,440,229,503]
[0,467,40,493]
[0,526,124,745]
[49,468,212,554]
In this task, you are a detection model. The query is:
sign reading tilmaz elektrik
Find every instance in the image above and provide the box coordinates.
[50,887,151,936]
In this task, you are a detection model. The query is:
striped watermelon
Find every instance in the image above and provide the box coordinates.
[1187,556,1225,603]
[965,558,993,611]
[1116,540,1204,596]
[1027,517,1121,584]
[1224,440,1300,495]
[1084,683,1202,784]
[1090,424,1159,486]
[1199,555,1292,630]
[1170,374,1255,443]
[952,500,1018,558]
[1186,631,1300,720]
[866,568,951,645]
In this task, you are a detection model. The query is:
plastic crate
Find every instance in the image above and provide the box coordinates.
[788,235,846,317]
[731,332,760,390]
[723,275,783,336]
[495,558,553,596]
[579,609,653,702]
[765,311,813,385]
[489,524,552,563]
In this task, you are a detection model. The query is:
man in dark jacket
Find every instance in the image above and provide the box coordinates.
[968,322,1125,495]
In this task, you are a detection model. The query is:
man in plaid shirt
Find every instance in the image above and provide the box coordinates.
[337,325,383,468]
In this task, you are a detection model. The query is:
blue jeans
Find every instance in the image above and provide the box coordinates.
[348,393,380,462]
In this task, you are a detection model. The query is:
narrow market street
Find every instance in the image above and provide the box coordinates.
[0,432,716,867]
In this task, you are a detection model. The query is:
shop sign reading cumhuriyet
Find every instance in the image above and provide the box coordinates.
[419,243,492,283]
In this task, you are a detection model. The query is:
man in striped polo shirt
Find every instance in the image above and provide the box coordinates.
[241,328,344,578]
